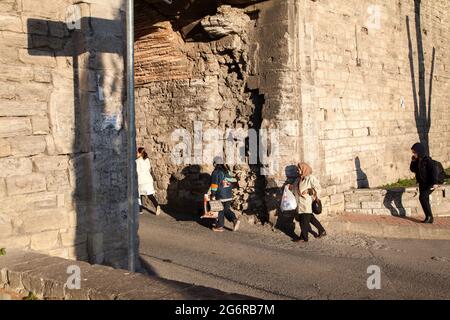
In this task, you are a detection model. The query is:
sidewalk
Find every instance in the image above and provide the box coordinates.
[0,250,255,300]
[324,213,450,240]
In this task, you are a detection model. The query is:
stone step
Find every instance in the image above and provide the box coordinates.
[323,214,450,240]
[0,250,255,300]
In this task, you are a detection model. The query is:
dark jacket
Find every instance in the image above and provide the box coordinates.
[210,167,236,201]
[410,143,436,189]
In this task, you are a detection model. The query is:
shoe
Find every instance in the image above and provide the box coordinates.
[423,217,434,224]
[293,238,307,243]
[212,227,225,232]
[233,219,241,232]
[139,211,144,215]
[318,231,327,238]
[155,206,161,216]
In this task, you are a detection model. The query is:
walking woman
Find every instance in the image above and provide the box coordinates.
[210,156,240,232]
[291,162,327,242]
[136,147,161,215]
[410,143,438,224]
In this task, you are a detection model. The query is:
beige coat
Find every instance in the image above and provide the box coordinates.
[292,175,321,214]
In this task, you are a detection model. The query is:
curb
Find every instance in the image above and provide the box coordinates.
[0,250,255,300]
[323,220,450,240]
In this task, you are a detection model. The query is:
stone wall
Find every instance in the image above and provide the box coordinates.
[134,0,450,223]
[135,1,298,220]
[0,0,130,268]
[296,0,450,213]
[344,186,450,217]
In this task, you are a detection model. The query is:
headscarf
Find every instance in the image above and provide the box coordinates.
[298,162,313,178]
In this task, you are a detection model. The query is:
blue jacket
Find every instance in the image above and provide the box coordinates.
[210,168,236,201]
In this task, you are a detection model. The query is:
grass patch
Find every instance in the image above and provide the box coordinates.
[23,292,39,300]
[382,178,418,190]
[382,167,450,190]
[0,248,5,256]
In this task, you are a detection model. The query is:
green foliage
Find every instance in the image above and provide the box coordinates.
[0,248,5,256]
[382,179,417,190]
[382,167,450,190]
[23,292,38,300]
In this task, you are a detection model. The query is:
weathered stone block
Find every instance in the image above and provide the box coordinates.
[0,191,58,213]
[46,171,71,192]
[22,0,69,18]
[9,136,47,157]
[30,230,60,251]
[19,49,56,67]
[0,118,32,138]
[0,235,30,249]
[0,139,11,158]
[32,155,69,172]
[0,157,33,178]
[361,201,382,209]
[33,68,52,83]
[0,100,47,117]
[21,209,70,234]
[49,90,75,154]
[0,64,34,82]
[0,15,22,32]
[345,201,361,209]
[0,178,6,199]
[330,193,345,205]
[0,30,28,49]
[31,116,50,134]
[0,214,13,237]
[6,173,47,195]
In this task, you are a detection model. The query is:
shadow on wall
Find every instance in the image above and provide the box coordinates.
[27,13,132,268]
[355,156,369,189]
[383,188,407,217]
[165,165,214,227]
[406,0,436,156]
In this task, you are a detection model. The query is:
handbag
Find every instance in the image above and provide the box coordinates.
[209,200,224,212]
[311,188,322,215]
[312,197,322,215]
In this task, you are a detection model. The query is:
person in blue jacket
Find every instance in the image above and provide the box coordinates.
[210,156,240,232]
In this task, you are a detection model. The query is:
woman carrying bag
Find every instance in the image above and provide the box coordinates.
[290,162,327,242]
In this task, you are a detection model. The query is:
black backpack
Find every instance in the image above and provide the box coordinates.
[431,159,446,185]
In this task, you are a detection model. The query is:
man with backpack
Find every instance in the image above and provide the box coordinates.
[410,142,445,224]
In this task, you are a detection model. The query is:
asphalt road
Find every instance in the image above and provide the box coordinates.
[138,212,450,300]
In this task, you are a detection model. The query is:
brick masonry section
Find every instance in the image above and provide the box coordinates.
[0,250,254,300]
[344,185,450,217]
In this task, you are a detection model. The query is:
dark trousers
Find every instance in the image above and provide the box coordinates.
[298,213,326,241]
[419,187,434,219]
[140,194,159,212]
[217,201,237,228]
